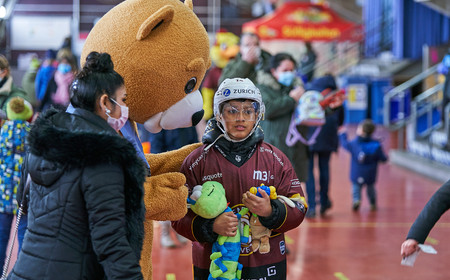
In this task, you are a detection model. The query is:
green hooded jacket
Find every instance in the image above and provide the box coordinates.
[256,71,309,182]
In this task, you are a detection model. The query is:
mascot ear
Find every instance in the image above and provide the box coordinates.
[136,5,175,41]
[184,0,193,11]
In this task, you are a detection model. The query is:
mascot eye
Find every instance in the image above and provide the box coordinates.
[185,77,197,94]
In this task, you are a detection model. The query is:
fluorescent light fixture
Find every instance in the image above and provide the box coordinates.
[0,6,6,19]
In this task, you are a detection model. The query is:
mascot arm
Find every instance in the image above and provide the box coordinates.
[145,142,202,175]
[144,172,189,221]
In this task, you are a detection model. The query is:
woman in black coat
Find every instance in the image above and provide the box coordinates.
[8,52,146,280]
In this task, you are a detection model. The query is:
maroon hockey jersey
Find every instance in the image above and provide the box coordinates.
[173,139,306,279]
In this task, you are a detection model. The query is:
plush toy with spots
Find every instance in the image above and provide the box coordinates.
[188,181,250,280]
[81,0,211,278]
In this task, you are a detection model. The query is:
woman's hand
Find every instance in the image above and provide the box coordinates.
[289,86,305,103]
[213,211,238,237]
[401,239,420,258]
[242,190,272,217]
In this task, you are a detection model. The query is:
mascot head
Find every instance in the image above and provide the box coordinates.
[81,0,211,133]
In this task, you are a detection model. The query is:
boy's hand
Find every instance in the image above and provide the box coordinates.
[213,211,238,237]
[243,190,272,217]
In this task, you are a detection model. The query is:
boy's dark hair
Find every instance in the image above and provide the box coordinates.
[360,119,375,136]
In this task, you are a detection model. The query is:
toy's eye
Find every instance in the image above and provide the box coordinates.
[185,77,197,94]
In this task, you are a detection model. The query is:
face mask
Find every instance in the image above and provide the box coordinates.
[106,98,129,131]
[277,71,295,87]
[57,63,71,74]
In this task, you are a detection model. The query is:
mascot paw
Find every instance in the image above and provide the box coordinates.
[144,172,189,221]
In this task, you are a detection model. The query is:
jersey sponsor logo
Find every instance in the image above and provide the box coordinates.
[240,246,252,255]
[290,179,301,188]
[202,172,223,182]
[188,153,204,171]
[258,147,284,167]
[253,170,274,181]
[294,201,306,214]
[233,88,257,94]
[279,240,286,255]
[267,266,277,277]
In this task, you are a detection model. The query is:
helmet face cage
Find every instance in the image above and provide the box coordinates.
[219,100,260,122]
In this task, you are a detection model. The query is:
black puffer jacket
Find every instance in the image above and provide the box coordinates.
[9,108,146,280]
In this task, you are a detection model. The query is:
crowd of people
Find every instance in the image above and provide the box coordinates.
[0,29,447,280]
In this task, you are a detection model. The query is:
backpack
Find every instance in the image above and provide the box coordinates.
[285,89,345,146]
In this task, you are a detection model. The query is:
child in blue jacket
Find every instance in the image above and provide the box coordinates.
[339,119,388,211]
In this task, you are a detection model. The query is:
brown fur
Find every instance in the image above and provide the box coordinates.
[250,215,272,254]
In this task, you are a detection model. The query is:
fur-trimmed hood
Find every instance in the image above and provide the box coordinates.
[27,107,143,174]
[26,107,147,258]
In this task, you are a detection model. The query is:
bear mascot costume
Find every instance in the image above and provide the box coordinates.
[81,0,211,278]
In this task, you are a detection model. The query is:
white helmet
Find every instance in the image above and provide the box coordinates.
[213,78,265,119]
[213,78,265,142]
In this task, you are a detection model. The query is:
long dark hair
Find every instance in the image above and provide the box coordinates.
[70,52,124,112]
[265,52,296,73]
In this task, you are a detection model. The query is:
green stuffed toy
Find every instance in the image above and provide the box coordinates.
[187,181,249,280]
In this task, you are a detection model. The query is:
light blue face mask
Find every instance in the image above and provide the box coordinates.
[57,63,71,74]
[277,71,295,87]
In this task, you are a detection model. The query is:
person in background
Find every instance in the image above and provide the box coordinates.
[52,50,78,107]
[0,97,32,271]
[305,74,344,218]
[401,179,450,258]
[298,42,317,83]
[39,50,78,112]
[252,0,278,17]
[218,32,271,85]
[173,78,306,279]
[0,55,30,119]
[338,119,388,212]
[256,52,308,183]
[34,49,57,105]
[9,52,146,279]
[21,55,40,109]
[148,127,198,248]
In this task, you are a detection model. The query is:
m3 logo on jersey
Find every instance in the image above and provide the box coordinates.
[253,170,273,181]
